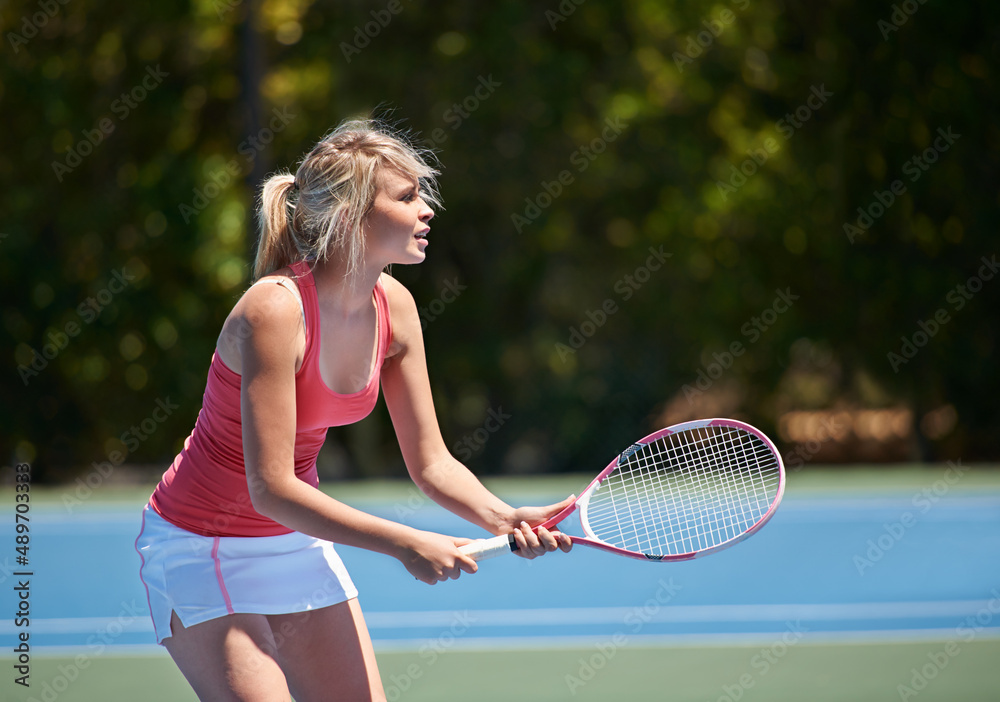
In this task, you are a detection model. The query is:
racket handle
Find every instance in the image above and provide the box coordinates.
[459,533,518,561]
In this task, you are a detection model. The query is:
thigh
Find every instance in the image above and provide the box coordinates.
[164,610,292,702]
[267,598,386,702]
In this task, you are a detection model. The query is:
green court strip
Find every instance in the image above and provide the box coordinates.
[3,640,998,701]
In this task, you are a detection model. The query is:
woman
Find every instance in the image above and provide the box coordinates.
[135,119,573,701]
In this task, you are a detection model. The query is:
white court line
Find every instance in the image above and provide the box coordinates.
[5,627,1000,659]
[3,599,996,636]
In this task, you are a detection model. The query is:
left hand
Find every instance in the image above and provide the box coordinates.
[506,496,575,559]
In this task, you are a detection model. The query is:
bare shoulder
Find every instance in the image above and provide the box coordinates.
[379,272,421,360]
[237,279,302,329]
[379,271,415,305]
[380,272,420,318]
[218,272,305,373]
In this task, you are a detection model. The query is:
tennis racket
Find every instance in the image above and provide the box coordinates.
[459,418,784,562]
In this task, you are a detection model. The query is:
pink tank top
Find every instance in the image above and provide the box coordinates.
[149,261,393,537]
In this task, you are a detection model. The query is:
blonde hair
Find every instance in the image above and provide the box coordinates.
[254,118,441,283]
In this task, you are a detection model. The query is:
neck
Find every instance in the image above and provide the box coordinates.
[308,257,382,314]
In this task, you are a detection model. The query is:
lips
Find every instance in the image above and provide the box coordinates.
[415,229,429,239]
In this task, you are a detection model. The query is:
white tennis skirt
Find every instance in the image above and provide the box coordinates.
[135,505,358,644]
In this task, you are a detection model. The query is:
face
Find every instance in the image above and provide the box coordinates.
[363,169,434,267]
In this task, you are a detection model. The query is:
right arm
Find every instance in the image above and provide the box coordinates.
[233,284,476,584]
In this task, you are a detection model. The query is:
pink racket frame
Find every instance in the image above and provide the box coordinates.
[540,417,786,562]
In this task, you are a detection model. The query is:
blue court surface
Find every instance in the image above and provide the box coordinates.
[1,472,998,657]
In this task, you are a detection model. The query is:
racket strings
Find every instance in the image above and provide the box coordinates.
[583,426,780,556]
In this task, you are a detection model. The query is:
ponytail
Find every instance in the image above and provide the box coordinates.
[253,173,299,282]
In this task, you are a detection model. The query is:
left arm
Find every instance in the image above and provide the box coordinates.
[379,275,571,557]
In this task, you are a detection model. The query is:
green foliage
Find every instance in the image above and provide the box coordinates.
[2,0,997,480]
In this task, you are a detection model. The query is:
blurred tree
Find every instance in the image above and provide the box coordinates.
[2,0,997,482]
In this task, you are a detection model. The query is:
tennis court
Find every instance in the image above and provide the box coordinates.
[2,467,998,701]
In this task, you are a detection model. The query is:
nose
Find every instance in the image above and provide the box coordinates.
[419,200,434,222]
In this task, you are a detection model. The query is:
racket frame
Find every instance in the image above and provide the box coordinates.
[462,418,785,562]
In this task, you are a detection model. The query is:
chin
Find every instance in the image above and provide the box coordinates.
[397,250,426,265]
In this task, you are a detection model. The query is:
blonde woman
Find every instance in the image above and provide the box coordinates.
[135,120,573,701]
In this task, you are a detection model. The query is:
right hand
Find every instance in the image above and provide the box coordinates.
[398,530,479,585]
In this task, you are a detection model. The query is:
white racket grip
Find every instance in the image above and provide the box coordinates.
[459,534,517,561]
